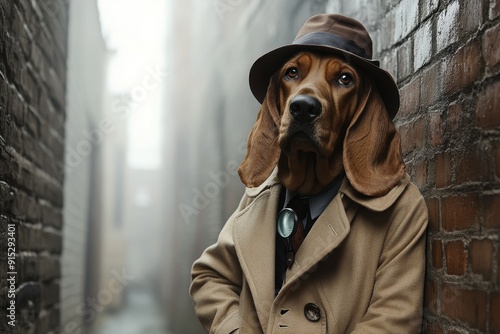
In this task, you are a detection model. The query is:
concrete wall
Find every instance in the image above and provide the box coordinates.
[61,0,107,333]
[0,0,69,332]
[328,0,500,332]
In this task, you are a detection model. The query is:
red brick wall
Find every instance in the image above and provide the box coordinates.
[393,1,499,332]
[330,0,499,332]
[0,0,68,333]
[408,4,497,334]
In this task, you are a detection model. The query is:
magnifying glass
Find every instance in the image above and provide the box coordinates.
[277,208,298,268]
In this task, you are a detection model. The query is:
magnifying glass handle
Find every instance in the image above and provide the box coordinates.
[286,250,294,268]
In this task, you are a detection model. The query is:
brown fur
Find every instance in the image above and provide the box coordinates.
[238,52,405,196]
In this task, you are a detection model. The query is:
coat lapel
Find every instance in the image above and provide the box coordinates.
[232,183,280,330]
[280,191,358,292]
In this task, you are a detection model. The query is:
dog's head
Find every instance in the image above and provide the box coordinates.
[238,51,405,196]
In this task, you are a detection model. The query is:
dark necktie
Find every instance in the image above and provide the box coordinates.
[287,197,309,253]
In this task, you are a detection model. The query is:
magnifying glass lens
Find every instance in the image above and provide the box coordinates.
[277,208,297,238]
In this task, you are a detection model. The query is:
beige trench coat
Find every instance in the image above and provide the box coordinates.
[190,169,428,333]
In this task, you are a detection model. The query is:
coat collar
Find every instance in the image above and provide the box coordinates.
[244,168,410,212]
[339,173,410,212]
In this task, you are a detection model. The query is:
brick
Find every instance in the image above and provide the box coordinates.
[420,0,439,21]
[435,152,452,189]
[432,238,443,269]
[16,282,42,329]
[41,203,63,229]
[429,112,444,147]
[30,43,44,72]
[424,279,439,316]
[440,283,487,330]
[436,0,460,52]
[442,195,479,231]
[400,117,426,153]
[0,75,8,110]
[43,230,62,254]
[0,181,14,214]
[399,77,421,117]
[44,67,66,110]
[5,116,23,153]
[23,132,44,169]
[423,322,444,334]
[495,142,500,179]
[447,102,463,132]
[19,254,39,282]
[469,238,493,280]
[4,37,24,88]
[483,22,500,73]
[379,11,395,54]
[492,293,500,332]
[476,80,500,129]
[394,0,419,41]
[421,0,439,21]
[12,190,41,222]
[25,107,41,138]
[497,251,500,284]
[41,282,60,308]
[16,10,33,58]
[455,145,489,183]
[20,65,41,107]
[421,61,441,109]
[459,0,483,36]
[483,194,500,228]
[414,19,432,71]
[445,240,466,275]
[442,40,481,96]
[397,38,413,82]
[39,307,61,334]
[490,0,500,20]
[8,87,25,126]
[18,223,43,252]
[414,159,428,189]
[39,255,60,281]
[426,197,440,232]
[381,49,397,84]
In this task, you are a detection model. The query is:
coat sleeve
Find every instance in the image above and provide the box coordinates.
[190,195,251,334]
[351,185,428,333]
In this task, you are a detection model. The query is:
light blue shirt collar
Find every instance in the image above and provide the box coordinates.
[283,174,344,221]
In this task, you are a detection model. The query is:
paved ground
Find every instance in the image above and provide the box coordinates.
[93,286,172,334]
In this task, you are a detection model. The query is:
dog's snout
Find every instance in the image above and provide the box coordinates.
[289,95,321,123]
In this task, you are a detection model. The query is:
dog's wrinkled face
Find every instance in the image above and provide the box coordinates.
[276,52,364,194]
[238,51,404,197]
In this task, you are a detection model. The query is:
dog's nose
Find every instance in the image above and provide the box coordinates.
[289,95,321,122]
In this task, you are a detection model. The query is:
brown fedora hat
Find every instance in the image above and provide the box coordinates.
[249,14,400,119]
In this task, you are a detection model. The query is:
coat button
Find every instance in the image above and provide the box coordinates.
[304,303,321,322]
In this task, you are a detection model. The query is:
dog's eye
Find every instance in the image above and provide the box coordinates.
[338,73,353,86]
[285,67,299,79]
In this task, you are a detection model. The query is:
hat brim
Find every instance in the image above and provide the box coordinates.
[249,44,400,119]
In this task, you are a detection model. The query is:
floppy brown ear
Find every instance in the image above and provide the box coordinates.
[343,81,405,197]
[238,75,281,188]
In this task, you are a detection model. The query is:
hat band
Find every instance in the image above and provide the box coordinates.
[293,31,370,59]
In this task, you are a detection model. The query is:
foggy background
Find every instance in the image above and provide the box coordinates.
[63,0,330,333]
